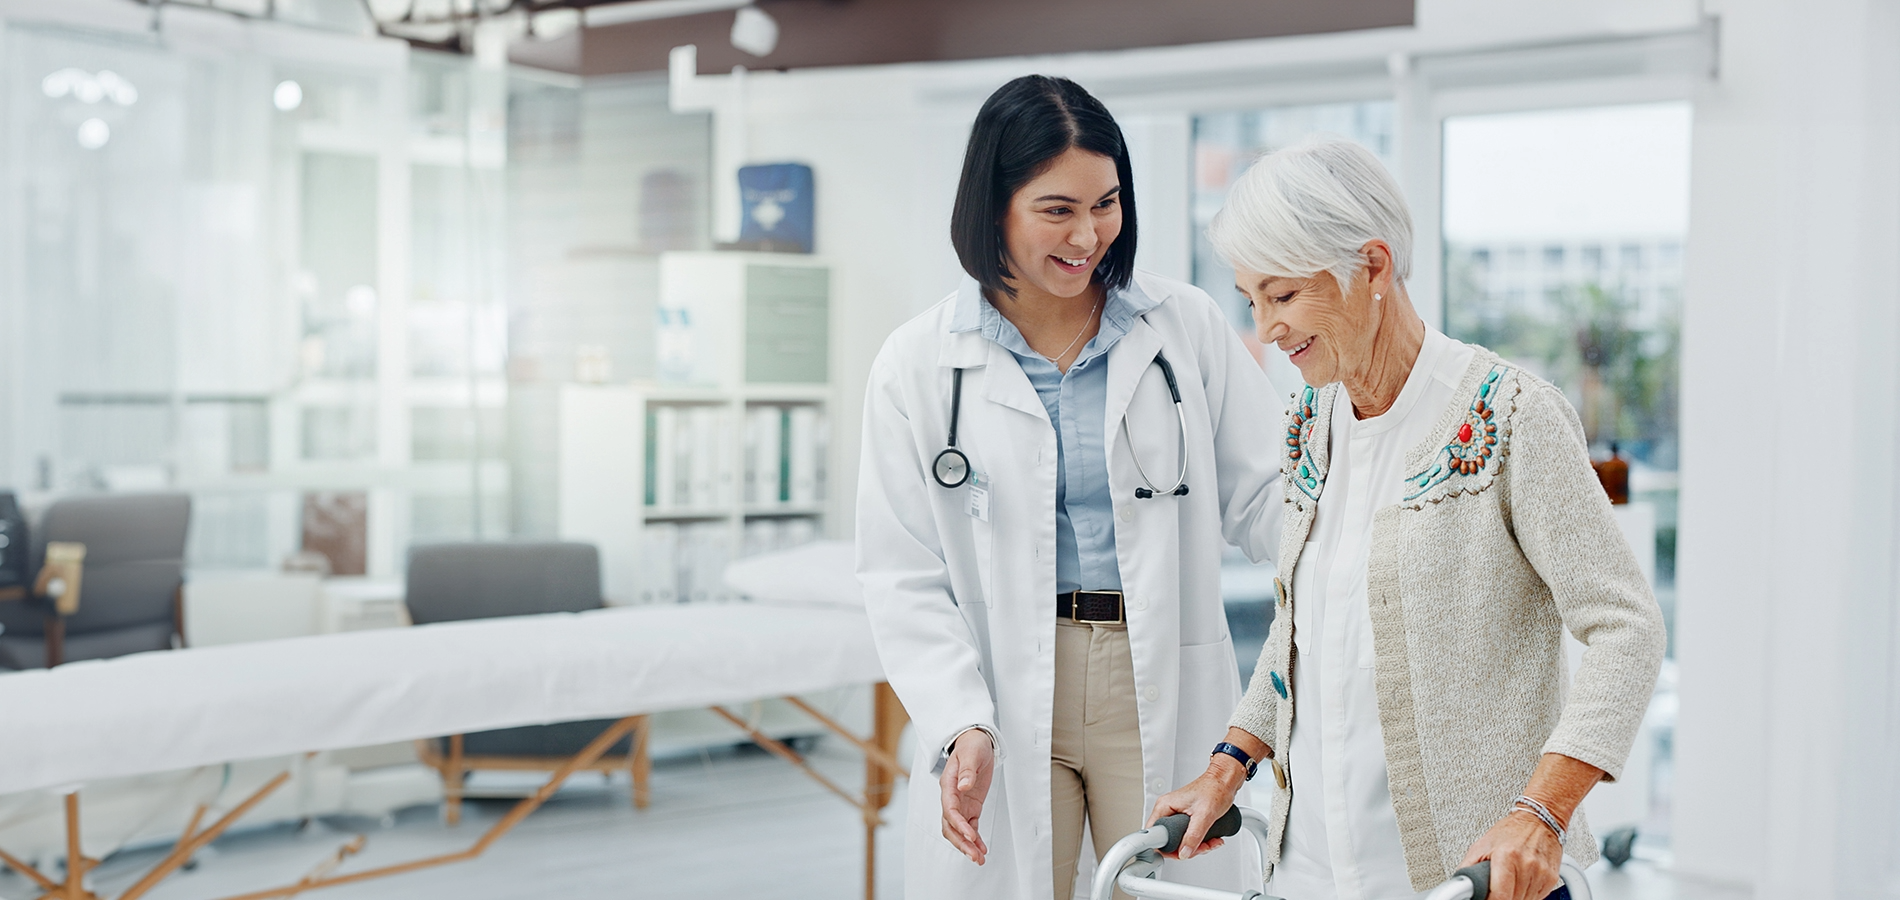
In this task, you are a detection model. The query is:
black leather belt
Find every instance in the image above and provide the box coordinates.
[1057,590,1125,624]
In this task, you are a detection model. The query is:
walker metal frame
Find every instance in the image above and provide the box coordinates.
[1090,805,1593,900]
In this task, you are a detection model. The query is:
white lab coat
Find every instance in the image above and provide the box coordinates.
[857,272,1285,900]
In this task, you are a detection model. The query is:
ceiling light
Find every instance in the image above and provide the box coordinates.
[729,5,777,57]
[274,80,303,112]
[42,69,137,106]
[95,71,137,105]
[76,118,109,150]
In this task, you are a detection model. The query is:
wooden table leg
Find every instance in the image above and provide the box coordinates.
[45,615,65,669]
[445,734,465,826]
[629,715,652,811]
[59,792,98,900]
[864,683,909,900]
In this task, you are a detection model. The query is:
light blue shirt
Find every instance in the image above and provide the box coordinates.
[950,278,1163,593]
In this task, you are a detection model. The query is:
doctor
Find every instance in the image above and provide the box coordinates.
[856,75,1284,900]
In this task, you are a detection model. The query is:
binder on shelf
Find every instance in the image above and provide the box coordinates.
[643,408,659,507]
[650,405,679,508]
[679,521,736,603]
[813,410,829,503]
[777,407,792,503]
[745,405,785,505]
[740,515,822,558]
[788,406,818,505]
[687,406,713,508]
[639,522,680,604]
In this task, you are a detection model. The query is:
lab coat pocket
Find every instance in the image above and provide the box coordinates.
[967,509,994,605]
[1173,636,1244,790]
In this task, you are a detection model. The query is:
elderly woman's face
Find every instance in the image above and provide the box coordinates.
[1000,147,1124,300]
[1237,263,1378,387]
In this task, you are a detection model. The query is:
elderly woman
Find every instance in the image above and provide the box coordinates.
[1150,137,1666,900]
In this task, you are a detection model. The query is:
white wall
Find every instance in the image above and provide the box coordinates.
[1673,0,1900,896]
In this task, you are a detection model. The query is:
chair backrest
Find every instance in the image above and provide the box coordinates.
[404,542,602,626]
[0,493,191,638]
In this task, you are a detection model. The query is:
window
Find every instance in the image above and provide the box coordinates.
[1443,101,1690,609]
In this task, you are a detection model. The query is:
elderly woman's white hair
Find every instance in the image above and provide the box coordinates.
[1207,136,1413,293]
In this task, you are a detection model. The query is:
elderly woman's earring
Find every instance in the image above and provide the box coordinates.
[1373,293,1382,302]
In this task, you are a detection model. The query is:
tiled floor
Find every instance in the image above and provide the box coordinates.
[0,740,1744,900]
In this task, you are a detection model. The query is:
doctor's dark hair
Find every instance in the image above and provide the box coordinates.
[951,75,1138,299]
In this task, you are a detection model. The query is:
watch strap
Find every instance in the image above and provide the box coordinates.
[1211,742,1258,781]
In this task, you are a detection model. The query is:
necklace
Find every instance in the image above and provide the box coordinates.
[1039,296,1101,364]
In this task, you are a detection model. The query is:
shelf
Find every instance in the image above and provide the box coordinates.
[743,505,825,518]
[741,386,831,403]
[641,507,734,522]
[639,387,736,404]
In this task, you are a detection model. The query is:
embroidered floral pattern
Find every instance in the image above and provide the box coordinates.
[1285,384,1324,501]
[1403,366,1507,502]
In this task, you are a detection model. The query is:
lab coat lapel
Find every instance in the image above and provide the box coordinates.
[977,340,1050,423]
[1104,316,1166,436]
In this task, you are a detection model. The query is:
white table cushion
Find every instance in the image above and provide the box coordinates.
[0,604,882,795]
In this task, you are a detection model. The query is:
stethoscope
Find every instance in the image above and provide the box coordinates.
[931,354,1190,499]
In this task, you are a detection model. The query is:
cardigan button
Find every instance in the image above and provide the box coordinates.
[1271,758,1288,790]
[1270,671,1288,699]
[1273,577,1287,607]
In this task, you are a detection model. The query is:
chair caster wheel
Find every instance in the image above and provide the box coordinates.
[1602,826,1638,868]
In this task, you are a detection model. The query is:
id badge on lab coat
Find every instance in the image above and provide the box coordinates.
[966,471,990,522]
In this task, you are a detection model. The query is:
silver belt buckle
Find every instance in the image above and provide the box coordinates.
[1074,590,1124,624]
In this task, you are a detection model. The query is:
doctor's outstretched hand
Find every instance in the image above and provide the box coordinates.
[940,729,995,865]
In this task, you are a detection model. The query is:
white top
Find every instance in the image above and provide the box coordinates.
[1269,328,1476,900]
[0,604,884,795]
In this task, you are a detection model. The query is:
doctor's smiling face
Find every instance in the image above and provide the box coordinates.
[999,147,1124,303]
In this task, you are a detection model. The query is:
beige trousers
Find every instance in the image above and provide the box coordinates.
[1051,620,1145,900]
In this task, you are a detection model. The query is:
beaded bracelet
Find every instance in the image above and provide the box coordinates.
[1511,795,1567,846]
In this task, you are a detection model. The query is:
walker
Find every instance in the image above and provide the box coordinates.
[1090,806,1593,900]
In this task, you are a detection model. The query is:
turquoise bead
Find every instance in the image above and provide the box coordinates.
[1479,383,1491,398]
[1270,671,1288,698]
[1302,386,1315,405]
[1298,464,1310,480]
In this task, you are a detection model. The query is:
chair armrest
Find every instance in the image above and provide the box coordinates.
[33,542,86,616]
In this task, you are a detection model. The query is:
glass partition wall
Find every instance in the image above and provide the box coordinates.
[0,22,509,576]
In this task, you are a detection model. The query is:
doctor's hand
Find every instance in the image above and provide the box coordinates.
[940,729,995,865]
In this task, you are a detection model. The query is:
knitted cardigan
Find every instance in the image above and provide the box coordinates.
[1230,346,1667,890]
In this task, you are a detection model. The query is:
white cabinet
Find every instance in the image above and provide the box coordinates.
[554,389,831,606]
[550,252,836,606]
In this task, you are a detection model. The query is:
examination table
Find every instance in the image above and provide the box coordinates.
[0,601,904,900]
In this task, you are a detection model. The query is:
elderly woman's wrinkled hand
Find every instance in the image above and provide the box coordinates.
[1145,756,1247,860]
[1458,810,1563,900]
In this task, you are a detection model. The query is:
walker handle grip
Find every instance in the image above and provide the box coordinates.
[1452,860,1492,900]
[1156,805,1243,854]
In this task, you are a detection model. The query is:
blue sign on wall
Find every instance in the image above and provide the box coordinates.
[736,163,814,253]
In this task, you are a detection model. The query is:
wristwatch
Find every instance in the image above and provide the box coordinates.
[1210,742,1259,781]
